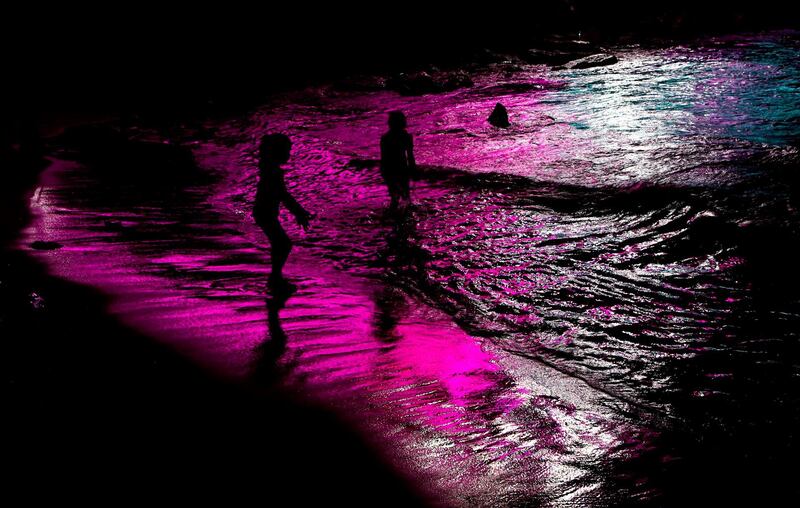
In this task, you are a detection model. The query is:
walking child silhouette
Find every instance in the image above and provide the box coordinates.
[253,134,312,294]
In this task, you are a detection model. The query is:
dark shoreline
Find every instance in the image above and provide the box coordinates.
[1,156,430,504]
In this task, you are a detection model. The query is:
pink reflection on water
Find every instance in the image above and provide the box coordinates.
[387,321,504,404]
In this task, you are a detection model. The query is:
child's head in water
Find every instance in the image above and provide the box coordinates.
[388,111,407,131]
[259,134,292,166]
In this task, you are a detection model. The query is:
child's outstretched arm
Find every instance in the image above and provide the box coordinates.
[279,176,311,230]
[286,194,310,230]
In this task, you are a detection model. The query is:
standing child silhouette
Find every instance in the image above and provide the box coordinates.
[253,134,311,293]
[380,111,416,210]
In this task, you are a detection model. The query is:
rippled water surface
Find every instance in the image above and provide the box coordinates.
[25,32,800,505]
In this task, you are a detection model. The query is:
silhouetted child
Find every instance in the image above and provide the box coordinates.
[380,111,416,209]
[253,134,311,293]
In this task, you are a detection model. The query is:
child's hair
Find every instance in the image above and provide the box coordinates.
[259,133,292,164]
[388,111,407,130]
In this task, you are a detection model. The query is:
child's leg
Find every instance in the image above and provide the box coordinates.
[382,174,396,208]
[259,218,292,281]
[388,178,402,209]
[399,175,411,201]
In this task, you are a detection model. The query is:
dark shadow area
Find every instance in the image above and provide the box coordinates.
[372,285,407,344]
[602,290,800,506]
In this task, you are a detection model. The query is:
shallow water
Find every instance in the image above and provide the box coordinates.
[24,31,800,505]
